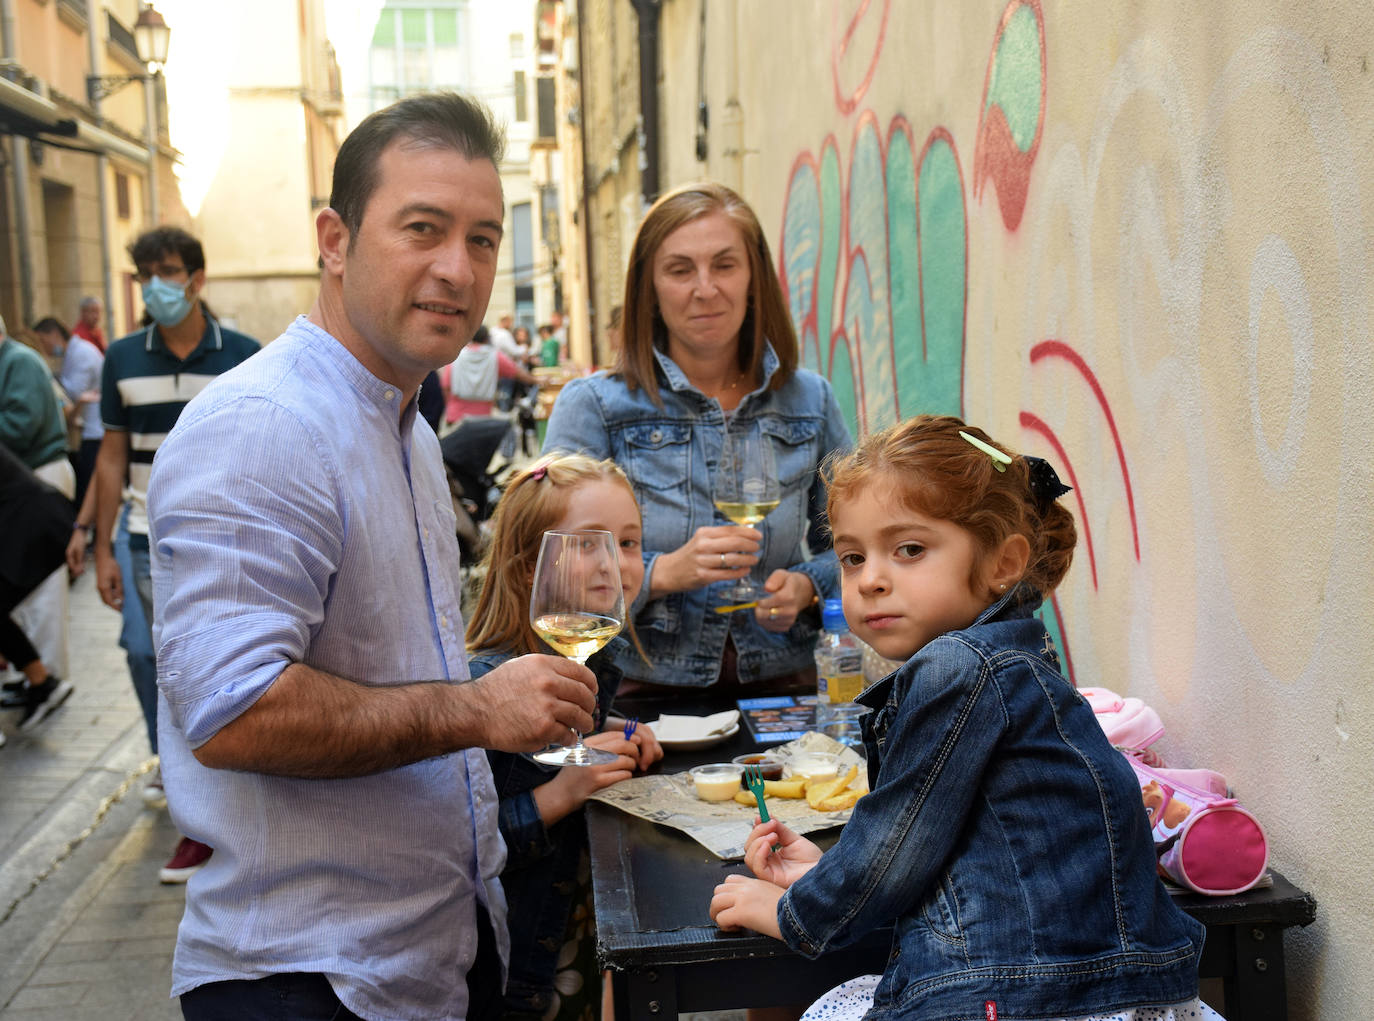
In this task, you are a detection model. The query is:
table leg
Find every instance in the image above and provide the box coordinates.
[613,968,680,1021]
[1223,923,1288,1021]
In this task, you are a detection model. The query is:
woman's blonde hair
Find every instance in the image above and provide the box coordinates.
[615,181,798,405]
[466,453,646,659]
[826,415,1077,598]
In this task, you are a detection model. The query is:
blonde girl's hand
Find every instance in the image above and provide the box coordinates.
[709,874,784,938]
[626,724,664,769]
[743,819,821,887]
[531,733,638,826]
[754,570,817,632]
[649,524,759,598]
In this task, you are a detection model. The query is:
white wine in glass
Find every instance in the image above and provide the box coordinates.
[714,427,780,600]
[529,529,624,767]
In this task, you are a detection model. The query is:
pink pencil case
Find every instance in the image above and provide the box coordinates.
[1128,756,1269,896]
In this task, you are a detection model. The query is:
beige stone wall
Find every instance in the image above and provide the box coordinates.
[605,0,1373,1015]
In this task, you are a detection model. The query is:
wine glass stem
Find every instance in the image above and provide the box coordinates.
[568,654,591,751]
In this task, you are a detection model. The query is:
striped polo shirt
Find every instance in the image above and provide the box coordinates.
[101,315,260,540]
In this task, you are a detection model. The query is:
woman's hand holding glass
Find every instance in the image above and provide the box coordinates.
[753,570,820,633]
[646,523,760,598]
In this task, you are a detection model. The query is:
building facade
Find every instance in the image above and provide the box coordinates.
[354,0,557,338]
[0,0,184,340]
[176,0,343,342]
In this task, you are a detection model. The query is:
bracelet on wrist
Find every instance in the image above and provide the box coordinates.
[73,523,92,534]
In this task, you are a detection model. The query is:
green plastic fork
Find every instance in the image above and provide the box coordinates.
[743,765,771,823]
[743,766,782,852]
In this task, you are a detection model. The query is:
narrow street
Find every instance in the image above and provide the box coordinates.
[0,569,182,1020]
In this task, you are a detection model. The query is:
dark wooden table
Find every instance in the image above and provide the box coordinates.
[590,697,1316,1021]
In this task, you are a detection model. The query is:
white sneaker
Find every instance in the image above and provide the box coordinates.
[142,765,167,810]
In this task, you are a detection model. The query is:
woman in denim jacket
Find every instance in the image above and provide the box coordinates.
[543,182,851,690]
[467,455,662,1020]
[711,416,1214,1021]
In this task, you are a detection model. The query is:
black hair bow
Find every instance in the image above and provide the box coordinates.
[1025,456,1072,515]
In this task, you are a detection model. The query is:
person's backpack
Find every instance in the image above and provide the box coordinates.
[1079,686,1269,896]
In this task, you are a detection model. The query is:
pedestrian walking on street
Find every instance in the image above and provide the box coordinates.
[0,444,76,733]
[66,226,261,883]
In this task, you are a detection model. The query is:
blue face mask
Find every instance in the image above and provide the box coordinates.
[141,275,194,327]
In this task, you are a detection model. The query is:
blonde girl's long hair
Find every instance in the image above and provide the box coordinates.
[465,453,647,660]
[825,415,1077,599]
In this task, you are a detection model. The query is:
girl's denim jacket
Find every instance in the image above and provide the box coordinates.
[468,640,626,1018]
[777,590,1205,1020]
[542,344,852,686]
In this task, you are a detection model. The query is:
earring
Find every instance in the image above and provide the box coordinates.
[999,583,1007,591]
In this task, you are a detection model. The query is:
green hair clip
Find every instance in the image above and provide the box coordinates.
[959,430,1013,472]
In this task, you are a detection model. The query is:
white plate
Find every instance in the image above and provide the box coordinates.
[647,719,741,751]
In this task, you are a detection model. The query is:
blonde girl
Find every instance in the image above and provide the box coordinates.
[467,453,662,1020]
[710,415,1217,1021]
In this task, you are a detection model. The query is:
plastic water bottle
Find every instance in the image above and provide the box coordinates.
[814,599,866,747]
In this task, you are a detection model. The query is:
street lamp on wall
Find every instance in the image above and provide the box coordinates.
[85,4,170,225]
[86,4,171,104]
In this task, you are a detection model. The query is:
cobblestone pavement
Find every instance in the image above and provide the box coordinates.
[1,568,181,1019]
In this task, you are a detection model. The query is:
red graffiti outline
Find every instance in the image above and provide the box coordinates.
[1019,411,1097,589]
[831,0,891,116]
[972,0,1046,231]
[1029,340,1140,559]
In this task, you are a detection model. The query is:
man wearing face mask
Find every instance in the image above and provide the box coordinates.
[79,226,259,882]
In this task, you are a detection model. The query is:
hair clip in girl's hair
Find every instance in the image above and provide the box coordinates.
[1025,456,1072,513]
[530,465,548,481]
[959,431,1012,472]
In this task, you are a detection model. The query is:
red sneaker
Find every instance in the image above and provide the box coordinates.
[159,837,213,884]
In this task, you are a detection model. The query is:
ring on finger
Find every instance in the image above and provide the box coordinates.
[720,553,728,569]
[769,606,777,620]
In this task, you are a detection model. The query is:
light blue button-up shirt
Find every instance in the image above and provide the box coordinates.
[148,316,507,1020]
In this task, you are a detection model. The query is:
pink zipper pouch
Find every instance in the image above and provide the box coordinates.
[1128,756,1269,896]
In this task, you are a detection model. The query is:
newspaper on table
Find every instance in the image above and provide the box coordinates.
[587,731,866,859]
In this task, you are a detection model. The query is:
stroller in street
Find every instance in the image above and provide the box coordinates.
[439,415,515,567]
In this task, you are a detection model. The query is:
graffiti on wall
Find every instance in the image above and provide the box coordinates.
[780,0,1090,667]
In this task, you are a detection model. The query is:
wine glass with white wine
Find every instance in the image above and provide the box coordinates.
[713,426,780,601]
[529,529,624,766]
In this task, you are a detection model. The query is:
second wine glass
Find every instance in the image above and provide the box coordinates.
[529,529,624,766]
[714,426,780,601]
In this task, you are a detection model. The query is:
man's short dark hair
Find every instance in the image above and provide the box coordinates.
[330,91,507,240]
[128,226,205,275]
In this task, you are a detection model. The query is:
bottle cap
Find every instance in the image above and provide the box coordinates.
[822,598,847,631]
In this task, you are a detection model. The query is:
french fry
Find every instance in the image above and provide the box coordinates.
[734,790,758,808]
[816,788,864,812]
[805,765,860,809]
[762,778,807,799]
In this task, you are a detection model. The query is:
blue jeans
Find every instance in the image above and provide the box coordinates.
[116,512,158,754]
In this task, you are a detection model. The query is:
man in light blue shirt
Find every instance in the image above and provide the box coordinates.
[148,92,599,1021]
[55,319,103,507]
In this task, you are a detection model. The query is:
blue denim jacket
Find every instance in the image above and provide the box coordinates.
[542,344,852,686]
[468,640,626,1018]
[777,590,1205,1020]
